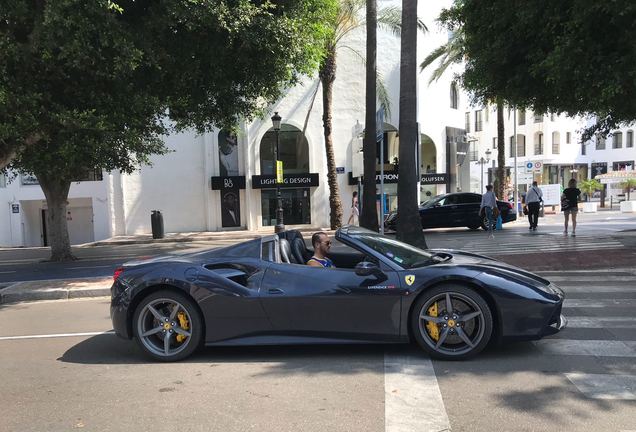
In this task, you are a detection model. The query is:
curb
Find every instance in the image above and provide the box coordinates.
[0,277,112,305]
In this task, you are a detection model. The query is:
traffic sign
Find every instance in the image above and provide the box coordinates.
[526,162,533,170]
[534,161,543,171]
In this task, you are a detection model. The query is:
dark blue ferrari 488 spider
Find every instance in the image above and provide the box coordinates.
[110,226,566,361]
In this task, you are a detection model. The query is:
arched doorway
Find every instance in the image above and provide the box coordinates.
[420,133,438,201]
[259,124,311,226]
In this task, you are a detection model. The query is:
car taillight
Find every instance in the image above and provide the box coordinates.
[113,267,124,282]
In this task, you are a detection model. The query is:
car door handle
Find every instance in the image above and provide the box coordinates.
[268,288,284,294]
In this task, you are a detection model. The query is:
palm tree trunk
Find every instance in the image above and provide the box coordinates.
[496,100,506,199]
[361,0,379,231]
[319,47,344,229]
[36,171,76,261]
[397,0,427,248]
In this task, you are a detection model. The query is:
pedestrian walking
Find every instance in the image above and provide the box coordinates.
[347,191,359,225]
[525,181,543,231]
[480,184,498,238]
[562,178,581,236]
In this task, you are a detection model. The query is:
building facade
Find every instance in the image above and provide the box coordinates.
[1,1,471,247]
[466,105,636,200]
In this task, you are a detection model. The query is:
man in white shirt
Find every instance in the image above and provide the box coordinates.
[525,181,543,231]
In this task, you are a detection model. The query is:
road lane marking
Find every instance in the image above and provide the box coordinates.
[534,339,636,357]
[0,271,16,274]
[564,299,636,308]
[567,317,636,328]
[0,331,114,341]
[384,353,451,432]
[565,373,636,400]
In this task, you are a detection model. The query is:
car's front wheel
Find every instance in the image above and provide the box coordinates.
[133,290,203,362]
[411,285,493,360]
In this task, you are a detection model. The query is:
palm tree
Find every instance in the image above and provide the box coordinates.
[621,178,636,200]
[420,27,508,201]
[312,0,403,230]
[396,0,426,247]
[580,179,603,202]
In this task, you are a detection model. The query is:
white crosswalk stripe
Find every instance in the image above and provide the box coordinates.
[532,269,636,400]
[460,234,624,255]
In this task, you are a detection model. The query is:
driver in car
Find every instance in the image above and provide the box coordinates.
[307,232,335,268]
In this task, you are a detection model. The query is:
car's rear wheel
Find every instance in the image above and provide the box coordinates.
[411,285,493,360]
[133,290,203,362]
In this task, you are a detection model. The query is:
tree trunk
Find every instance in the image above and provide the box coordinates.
[397,0,427,248]
[319,47,344,229]
[495,100,506,199]
[36,171,76,261]
[360,0,379,232]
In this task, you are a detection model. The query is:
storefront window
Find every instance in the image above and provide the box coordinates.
[260,125,309,175]
[261,188,311,226]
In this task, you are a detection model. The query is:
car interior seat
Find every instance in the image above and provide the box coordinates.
[291,236,312,264]
[279,238,292,264]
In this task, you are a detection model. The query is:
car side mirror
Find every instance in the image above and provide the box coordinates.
[355,261,383,277]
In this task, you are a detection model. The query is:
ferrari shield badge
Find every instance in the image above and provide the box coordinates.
[404,275,415,286]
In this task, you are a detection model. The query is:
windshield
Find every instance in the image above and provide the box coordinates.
[355,234,435,269]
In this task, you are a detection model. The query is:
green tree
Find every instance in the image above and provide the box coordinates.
[1,0,335,260]
[621,179,636,201]
[311,0,405,230]
[420,24,507,200]
[579,179,603,202]
[450,0,636,140]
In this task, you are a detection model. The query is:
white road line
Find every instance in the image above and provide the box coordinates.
[384,354,451,432]
[0,331,114,341]
[557,286,636,293]
[564,299,636,308]
[565,373,636,400]
[0,271,16,274]
[567,316,636,328]
[534,339,636,357]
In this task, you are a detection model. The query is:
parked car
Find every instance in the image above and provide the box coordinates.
[384,192,516,231]
[110,227,565,362]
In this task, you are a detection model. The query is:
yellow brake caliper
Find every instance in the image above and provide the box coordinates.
[176,311,189,343]
[426,302,440,341]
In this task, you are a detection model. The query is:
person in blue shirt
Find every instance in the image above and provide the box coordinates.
[307,232,335,268]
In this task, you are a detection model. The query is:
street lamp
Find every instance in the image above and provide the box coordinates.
[271,112,285,233]
[479,148,492,193]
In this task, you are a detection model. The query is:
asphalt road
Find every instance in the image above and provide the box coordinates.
[1,268,635,432]
[1,211,635,283]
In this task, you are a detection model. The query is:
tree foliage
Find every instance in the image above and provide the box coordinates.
[446,0,636,140]
[1,0,336,259]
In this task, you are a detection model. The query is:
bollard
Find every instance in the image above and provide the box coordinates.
[151,210,164,239]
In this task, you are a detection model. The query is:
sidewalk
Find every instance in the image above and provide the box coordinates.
[0,277,112,305]
[86,227,335,247]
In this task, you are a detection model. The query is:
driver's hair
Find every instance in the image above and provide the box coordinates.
[311,232,327,248]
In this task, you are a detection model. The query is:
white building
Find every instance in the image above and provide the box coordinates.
[0,1,491,247]
[465,105,636,200]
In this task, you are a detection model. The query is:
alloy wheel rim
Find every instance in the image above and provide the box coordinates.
[137,298,193,357]
[418,291,486,356]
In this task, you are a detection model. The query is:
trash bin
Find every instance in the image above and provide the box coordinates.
[151,210,164,239]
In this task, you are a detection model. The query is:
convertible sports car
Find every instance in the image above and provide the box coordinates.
[110,227,566,362]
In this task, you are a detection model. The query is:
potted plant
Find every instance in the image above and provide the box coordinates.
[620,178,636,213]
[579,179,603,212]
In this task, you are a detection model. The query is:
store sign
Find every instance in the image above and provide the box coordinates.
[211,176,246,190]
[348,172,449,185]
[251,173,319,189]
[11,203,20,214]
[591,162,608,177]
[420,173,449,185]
